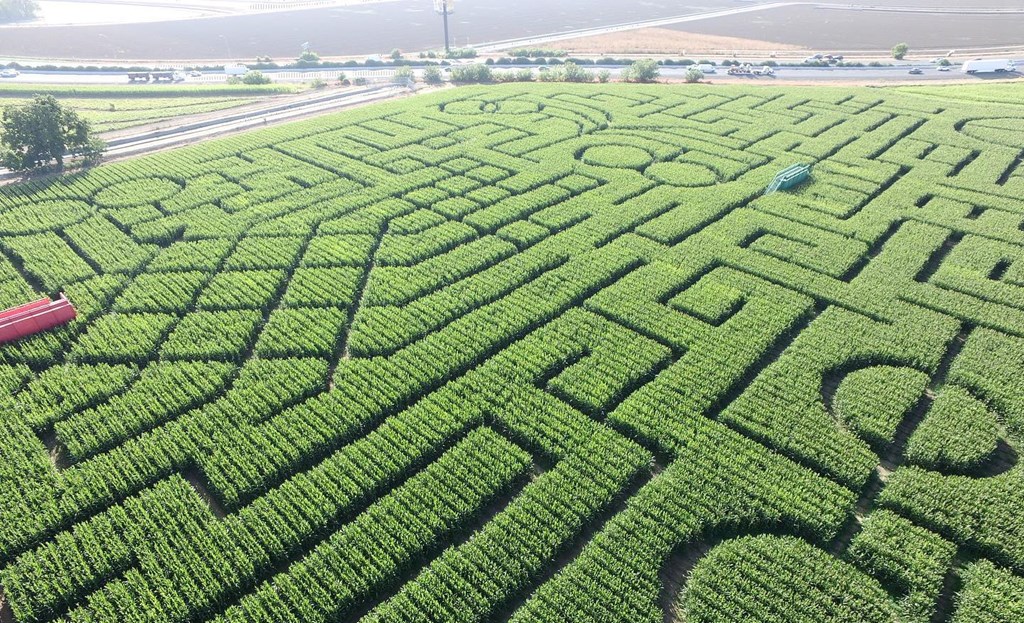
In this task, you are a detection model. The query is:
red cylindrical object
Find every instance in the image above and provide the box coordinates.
[0,294,77,344]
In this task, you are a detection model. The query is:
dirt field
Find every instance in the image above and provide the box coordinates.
[558,28,805,56]
[3,0,1024,61]
[673,5,1024,53]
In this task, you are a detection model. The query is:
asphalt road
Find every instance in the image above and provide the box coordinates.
[3,61,1023,86]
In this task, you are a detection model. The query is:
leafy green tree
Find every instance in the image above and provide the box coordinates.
[684,67,704,83]
[1,95,103,171]
[623,59,660,83]
[892,43,909,60]
[0,0,38,22]
[390,48,403,60]
[297,49,321,67]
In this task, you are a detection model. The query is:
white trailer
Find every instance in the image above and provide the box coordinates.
[962,59,1016,74]
[225,64,248,76]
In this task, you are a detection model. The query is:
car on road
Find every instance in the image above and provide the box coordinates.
[188,70,201,77]
[908,68,923,75]
[0,69,19,78]
[937,65,951,72]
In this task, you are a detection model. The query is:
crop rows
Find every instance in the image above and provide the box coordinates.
[0,82,1022,622]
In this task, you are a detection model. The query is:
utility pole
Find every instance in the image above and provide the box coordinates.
[434,0,454,55]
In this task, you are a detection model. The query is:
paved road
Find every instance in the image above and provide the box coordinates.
[4,60,1023,87]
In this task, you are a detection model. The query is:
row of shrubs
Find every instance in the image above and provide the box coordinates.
[393,60,664,85]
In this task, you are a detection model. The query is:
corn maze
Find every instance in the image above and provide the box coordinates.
[0,83,1023,622]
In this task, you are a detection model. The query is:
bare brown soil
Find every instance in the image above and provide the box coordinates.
[558,28,806,56]
[0,591,13,623]
[659,541,711,623]
[674,5,1024,53]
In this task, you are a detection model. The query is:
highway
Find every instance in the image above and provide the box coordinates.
[3,60,1023,87]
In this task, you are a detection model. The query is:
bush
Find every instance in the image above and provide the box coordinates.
[509,48,567,58]
[241,70,272,85]
[684,67,704,83]
[538,68,559,82]
[597,69,611,83]
[562,61,594,83]
[423,66,443,84]
[392,66,415,84]
[892,43,909,60]
[450,64,492,83]
[623,59,660,83]
[446,48,477,59]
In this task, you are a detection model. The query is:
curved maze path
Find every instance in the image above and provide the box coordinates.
[0,83,1023,623]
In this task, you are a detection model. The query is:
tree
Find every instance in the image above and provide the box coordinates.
[623,59,660,83]
[0,0,38,23]
[892,43,909,60]
[297,49,321,67]
[1,95,103,171]
[390,48,402,60]
[684,67,704,83]
[423,66,443,84]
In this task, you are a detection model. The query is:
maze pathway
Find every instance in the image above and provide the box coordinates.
[0,84,1022,623]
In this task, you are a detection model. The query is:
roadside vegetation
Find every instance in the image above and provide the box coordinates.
[0,84,295,155]
[0,0,36,23]
[0,95,102,170]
